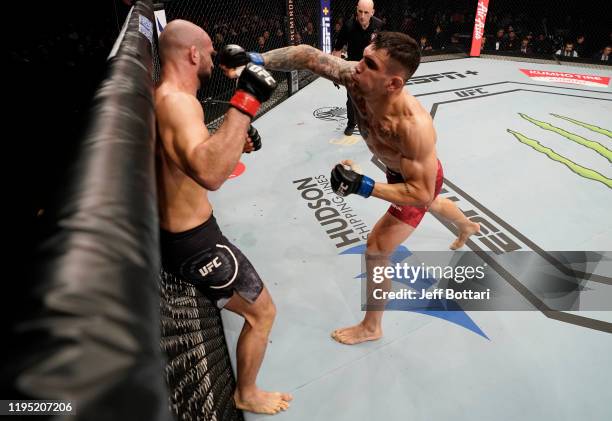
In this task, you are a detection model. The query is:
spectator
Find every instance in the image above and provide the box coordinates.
[302,21,317,47]
[534,33,552,54]
[256,36,266,53]
[575,34,587,57]
[431,24,447,50]
[419,35,432,52]
[448,33,462,50]
[504,30,520,51]
[493,28,506,51]
[592,45,611,62]
[556,41,578,57]
[225,27,238,44]
[213,32,224,49]
[272,28,284,46]
[519,38,533,55]
[332,21,343,48]
[480,35,489,53]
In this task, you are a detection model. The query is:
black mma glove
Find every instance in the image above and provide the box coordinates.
[330,164,375,198]
[218,44,265,68]
[229,62,277,118]
[247,125,262,151]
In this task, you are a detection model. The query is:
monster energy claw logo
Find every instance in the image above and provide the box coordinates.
[507,113,612,189]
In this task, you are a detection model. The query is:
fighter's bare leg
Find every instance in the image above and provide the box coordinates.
[332,212,415,345]
[224,287,292,414]
[428,196,480,250]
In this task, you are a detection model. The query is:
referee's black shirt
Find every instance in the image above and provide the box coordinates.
[333,16,384,61]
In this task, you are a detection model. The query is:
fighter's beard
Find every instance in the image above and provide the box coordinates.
[198,73,211,85]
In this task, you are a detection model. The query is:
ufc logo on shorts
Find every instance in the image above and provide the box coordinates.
[199,257,222,277]
[249,64,276,86]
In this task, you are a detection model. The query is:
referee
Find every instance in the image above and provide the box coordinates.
[332,0,383,135]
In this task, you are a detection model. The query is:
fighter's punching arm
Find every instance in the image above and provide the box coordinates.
[262,45,356,86]
[156,93,250,191]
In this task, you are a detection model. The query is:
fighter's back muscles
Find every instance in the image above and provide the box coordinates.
[156,90,250,191]
[263,45,356,87]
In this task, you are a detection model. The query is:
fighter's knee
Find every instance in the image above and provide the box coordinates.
[428,196,443,212]
[263,300,276,324]
[366,235,392,256]
[366,233,381,252]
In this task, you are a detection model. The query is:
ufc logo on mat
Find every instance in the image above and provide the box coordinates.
[199,257,222,277]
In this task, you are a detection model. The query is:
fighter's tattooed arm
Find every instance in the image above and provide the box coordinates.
[262,45,355,86]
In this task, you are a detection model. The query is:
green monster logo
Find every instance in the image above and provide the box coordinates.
[507,113,612,189]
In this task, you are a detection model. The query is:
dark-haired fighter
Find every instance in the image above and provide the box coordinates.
[257,32,480,345]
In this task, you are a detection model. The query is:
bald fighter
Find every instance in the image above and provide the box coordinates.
[332,0,383,135]
[155,20,291,414]
[253,32,480,344]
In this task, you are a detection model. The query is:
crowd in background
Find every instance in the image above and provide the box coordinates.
[7,1,129,224]
[9,20,118,71]
[197,1,611,62]
[10,1,611,73]
[8,0,610,226]
[480,20,611,61]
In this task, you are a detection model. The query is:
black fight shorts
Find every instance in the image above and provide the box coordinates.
[160,215,264,308]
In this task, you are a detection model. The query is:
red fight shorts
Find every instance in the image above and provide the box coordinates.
[386,160,444,228]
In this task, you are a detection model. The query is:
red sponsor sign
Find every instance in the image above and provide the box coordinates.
[469,0,489,57]
[519,69,611,87]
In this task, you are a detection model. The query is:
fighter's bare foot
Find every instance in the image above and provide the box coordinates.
[450,221,480,250]
[234,389,292,415]
[331,323,382,345]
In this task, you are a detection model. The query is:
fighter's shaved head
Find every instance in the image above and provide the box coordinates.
[158,19,211,63]
[158,19,215,83]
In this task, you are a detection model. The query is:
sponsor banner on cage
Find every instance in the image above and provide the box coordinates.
[469,0,489,56]
[154,9,167,34]
[138,15,153,43]
[320,0,332,53]
[519,69,611,87]
[286,0,297,46]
